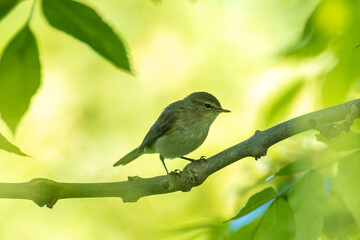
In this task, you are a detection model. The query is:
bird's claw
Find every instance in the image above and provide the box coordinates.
[170,169,182,175]
[199,156,207,162]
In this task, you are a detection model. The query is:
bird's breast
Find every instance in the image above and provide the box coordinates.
[153,120,210,159]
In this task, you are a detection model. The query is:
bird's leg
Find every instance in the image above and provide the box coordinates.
[160,155,169,174]
[181,156,196,162]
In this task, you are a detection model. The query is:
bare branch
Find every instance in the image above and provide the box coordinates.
[0,99,359,208]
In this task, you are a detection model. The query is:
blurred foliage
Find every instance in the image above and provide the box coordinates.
[228,187,277,221]
[0,0,19,21]
[317,131,360,151]
[0,0,359,239]
[229,216,262,240]
[284,0,360,106]
[0,0,131,134]
[0,132,27,156]
[173,220,230,240]
[244,0,360,234]
[264,79,304,126]
[288,171,327,240]
[42,0,131,72]
[338,151,360,226]
[253,198,295,240]
[0,26,40,132]
[275,156,313,176]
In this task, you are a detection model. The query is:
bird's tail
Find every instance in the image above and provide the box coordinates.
[113,147,143,167]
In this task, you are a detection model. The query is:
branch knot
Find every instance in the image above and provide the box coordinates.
[30,178,60,208]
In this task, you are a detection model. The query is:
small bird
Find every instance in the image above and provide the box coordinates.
[113,92,230,174]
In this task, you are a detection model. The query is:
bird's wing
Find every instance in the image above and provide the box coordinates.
[139,101,181,149]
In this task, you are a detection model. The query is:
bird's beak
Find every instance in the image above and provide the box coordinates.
[216,108,231,113]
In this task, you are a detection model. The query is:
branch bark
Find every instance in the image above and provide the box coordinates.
[1,99,359,208]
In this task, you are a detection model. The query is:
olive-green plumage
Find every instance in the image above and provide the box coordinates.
[113,92,230,173]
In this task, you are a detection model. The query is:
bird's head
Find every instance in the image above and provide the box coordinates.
[184,92,230,122]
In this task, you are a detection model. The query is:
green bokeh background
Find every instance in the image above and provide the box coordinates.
[0,0,359,239]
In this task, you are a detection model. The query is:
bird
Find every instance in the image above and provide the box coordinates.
[113,92,230,174]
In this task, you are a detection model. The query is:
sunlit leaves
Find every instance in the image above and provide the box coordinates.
[323,194,360,239]
[285,0,356,57]
[253,198,295,240]
[317,131,360,151]
[288,171,327,240]
[0,26,40,132]
[229,187,277,221]
[174,220,229,240]
[283,0,360,106]
[338,150,360,226]
[275,157,313,176]
[231,171,329,239]
[230,216,261,240]
[232,171,326,238]
[321,36,360,105]
[0,0,19,21]
[0,0,133,132]
[0,132,28,156]
[265,80,304,126]
[42,0,131,73]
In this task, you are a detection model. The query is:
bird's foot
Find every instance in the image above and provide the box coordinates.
[170,169,182,176]
[128,176,141,182]
[198,156,207,162]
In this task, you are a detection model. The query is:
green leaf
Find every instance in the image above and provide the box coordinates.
[265,80,304,126]
[0,132,28,156]
[0,26,41,132]
[288,170,327,240]
[42,0,131,73]
[275,157,313,176]
[230,217,262,240]
[280,0,359,106]
[229,187,277,221]
[173,220,228,240]
[0,0,19,21]
[322,195,360,239]
[284,0,357,58]
[338,150,360,226]
[316,131,360,152]
[254,198,295,240]
[321,39,360,106]
[284,9,328,57]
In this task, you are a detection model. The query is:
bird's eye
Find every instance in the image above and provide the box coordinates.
[204,103,211,108]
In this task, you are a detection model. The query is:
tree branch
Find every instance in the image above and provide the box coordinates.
[1,99,359,208]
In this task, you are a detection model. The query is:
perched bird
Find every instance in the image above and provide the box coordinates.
[113,92,230,174]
